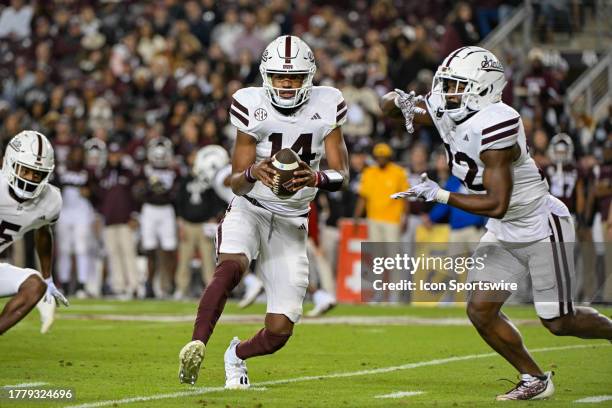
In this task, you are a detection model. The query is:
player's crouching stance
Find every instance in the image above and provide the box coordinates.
[386,47,612,400]
[0,131,68,336]
[179,35,349,388]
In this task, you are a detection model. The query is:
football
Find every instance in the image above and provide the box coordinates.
[270,148,300,199]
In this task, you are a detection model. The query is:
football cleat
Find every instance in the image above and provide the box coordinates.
[178,340,205,385]
[306,289,336,317]
[36,298,55,334]
[224,337,250,389]
[238,274,264,309]
[496,371,554,401]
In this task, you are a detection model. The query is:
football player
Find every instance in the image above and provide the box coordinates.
[179,35,349,388]
[544,133,579,215]
[0,131,68,335]
[386,46,612,400]
[138,136,180,298]
[55,145,96,298]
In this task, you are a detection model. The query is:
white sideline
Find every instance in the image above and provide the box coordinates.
[575,395,612,403]
[374,391,424,399]
[2,382,48,388]
[63,344,609,408]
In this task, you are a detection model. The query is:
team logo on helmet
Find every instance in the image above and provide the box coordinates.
[481,55,503,71]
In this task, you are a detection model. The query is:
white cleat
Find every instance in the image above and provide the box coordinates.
[224,337,250,389]
[238,275,264,309]
[496,371,555,401]
[36,299,55,334]
[178,340,205,385]
[306,289,337,317]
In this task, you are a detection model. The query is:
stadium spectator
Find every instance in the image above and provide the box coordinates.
[355,143,409,301]
[0,0,33,40]
[439,2,480,59]
[174,150,225,299]
[94,142,140,299]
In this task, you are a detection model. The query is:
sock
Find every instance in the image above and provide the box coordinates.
[235,328,291,360]
[192,260,242,344]
[243,273,258,289]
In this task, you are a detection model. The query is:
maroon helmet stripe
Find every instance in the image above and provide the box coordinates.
[35,132,43,160]
[444,46,468,67]
[284,35,291,63]
[337,100,346,111]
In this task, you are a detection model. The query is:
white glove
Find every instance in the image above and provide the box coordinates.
[391,173,450,204]
[44,277,69,307]
[394,89,427,134]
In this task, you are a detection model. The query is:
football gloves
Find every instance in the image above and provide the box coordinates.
[44,277,69,307]
[394,89,427,134]
[391,173,449,204]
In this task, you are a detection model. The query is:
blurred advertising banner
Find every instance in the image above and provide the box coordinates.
[336,219,367,303]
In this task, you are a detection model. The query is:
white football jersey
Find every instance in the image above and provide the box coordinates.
[213,164,234,204]
[230,86,347,216]
[0,175,62,254]
[426,94,556,242]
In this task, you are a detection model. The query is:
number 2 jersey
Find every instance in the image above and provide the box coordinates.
[0,175,62,254]
[425,94,566,242]
[229,86,347,216]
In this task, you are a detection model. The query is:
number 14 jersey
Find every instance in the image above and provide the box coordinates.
[425,94,553,242]
[229,86,347,216]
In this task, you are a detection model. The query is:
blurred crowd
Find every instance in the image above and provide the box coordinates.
[1,0,610,303]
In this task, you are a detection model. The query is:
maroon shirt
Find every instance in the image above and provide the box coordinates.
[594,163,612,221]
[94,165,139,226]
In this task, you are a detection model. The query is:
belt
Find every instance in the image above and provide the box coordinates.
[244,195,309,218]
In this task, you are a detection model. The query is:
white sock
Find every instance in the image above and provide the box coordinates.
[243,273,259,289]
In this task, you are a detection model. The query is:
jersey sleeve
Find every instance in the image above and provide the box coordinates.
[479,106,521,153]
[46,186,63,225]
[229,88,261,140]
[319,87,347,137]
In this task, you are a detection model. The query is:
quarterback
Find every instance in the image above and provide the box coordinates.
[179,35,349,388]
[387,46,612,400]
[0,131,69,335]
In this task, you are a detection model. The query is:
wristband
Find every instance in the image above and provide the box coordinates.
[435,189,450,204]
[315,170,344,192]
[244,165,256,183]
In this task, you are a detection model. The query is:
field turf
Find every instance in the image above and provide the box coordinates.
[0,299,610,407]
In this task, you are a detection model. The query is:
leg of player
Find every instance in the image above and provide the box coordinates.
[467,290,555,400]
[467,290,544,376]
[0,275,47,335]
[223,313,293,389]
[145,250,156,298]
[540,306,612,339]
[178,253,248,385]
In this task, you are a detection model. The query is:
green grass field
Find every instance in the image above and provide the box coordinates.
[1,300,610,407]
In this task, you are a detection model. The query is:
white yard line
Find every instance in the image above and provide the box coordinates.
[61,313,541,326]
[575,395,612,403]
[2,382,48,388]
[374,391,424,399]
[63,343,609,408]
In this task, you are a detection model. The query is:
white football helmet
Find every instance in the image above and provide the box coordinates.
[2,130,55,200]
[548,133,574,164]
[260,35,316,108]
[147,137,173,167]
[84,138,107,171]
[432,46,507,121]
[193,145,229,182]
